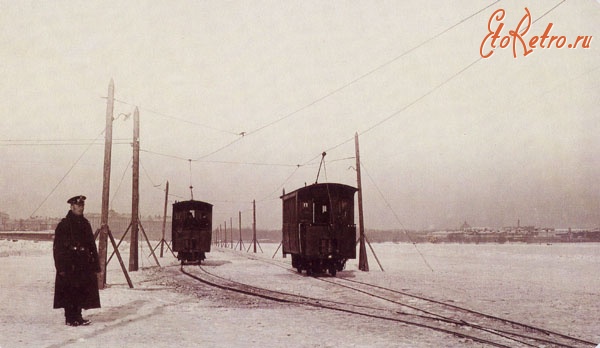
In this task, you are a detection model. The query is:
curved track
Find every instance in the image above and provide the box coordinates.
[180,260,595,348]
[237,252,597,347]
[319,277,595,348]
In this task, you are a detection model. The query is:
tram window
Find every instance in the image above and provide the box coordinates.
[184,210,200,228]
[314,204,329,223]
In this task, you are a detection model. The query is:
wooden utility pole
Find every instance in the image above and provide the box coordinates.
[97,80,114,289]
[246,200,263,253]
[96,80,133,288]
[238,211,244,251]
[159,181,169,257]
[355,132,369,271]
[129,107,140,271]
[252,200,257,253]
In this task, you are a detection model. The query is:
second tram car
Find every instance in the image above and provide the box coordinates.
[172,200,212,264]
[281,183,357,276]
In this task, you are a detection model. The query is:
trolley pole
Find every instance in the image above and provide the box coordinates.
[129,107,140,271]
[355,132,369,272]
[97,80,114,289]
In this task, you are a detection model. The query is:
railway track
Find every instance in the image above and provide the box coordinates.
[319,277,596,348]
[180,260,595,348]
[228,251,596,347]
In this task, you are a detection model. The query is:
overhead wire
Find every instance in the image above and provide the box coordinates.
[179,1,509,207]
[135,2,505,201]
[91,1,501,165]
[0,140,130,146]
[299,0,569,167]
[188,1,502,161]
[29,129,107,218]
[140,148,302,167]
[140,158,162,188]
[110,1,503,185]
[278,0,573,261]
[35,0,570,228]
[110,157,133,210]
[256,165,301,203]
[143,1,567,211]
[113,98,238,136]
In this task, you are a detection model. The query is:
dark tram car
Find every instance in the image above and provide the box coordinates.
[172,200,212,264]
[281,183,357,276]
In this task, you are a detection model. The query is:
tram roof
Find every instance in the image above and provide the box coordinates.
[172,200,213,210]
[281,182,357,200]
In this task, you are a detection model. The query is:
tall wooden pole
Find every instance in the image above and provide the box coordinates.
[160,181,169,257]
[252,200,257,253]
[356,132,369,271]
[98,79,114,289]
[238,211,243,251]
[129,107,140,271]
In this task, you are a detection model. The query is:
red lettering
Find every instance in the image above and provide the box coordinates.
[480,9,506,58]
[481,8,592,58]
[539,23,553,48]
[509,7,532,58]
[581,36,593,49]
[529,36,538,48]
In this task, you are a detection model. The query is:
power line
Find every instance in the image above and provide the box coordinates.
[247,0,501,137]
[299,0,570,167]
[0,140,130,146]
[112,97,239,136]
[0,138,129,142]
[140,148,302,167]
[257,165,301,203]
[95,1,500,165]
[110,157,133,210]
[29,129,106,217]
[190,1,501,161]
[140,158,162,189]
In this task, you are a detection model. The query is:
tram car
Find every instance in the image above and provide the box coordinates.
[172,200,212,264]
[281,183,357,276]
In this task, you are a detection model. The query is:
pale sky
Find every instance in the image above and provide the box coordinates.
[1,0,599,230]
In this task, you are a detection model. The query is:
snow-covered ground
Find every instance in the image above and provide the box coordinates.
[1,238,598,347]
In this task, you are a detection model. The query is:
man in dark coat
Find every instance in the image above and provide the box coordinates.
[53,195,101,326]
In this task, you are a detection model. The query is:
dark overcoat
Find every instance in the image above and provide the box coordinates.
[53,211,101,309]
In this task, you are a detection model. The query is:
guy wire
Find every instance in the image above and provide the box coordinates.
[360,161,435,272]
[29,129,106,218]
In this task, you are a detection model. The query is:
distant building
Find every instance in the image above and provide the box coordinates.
[0,212,10,229]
